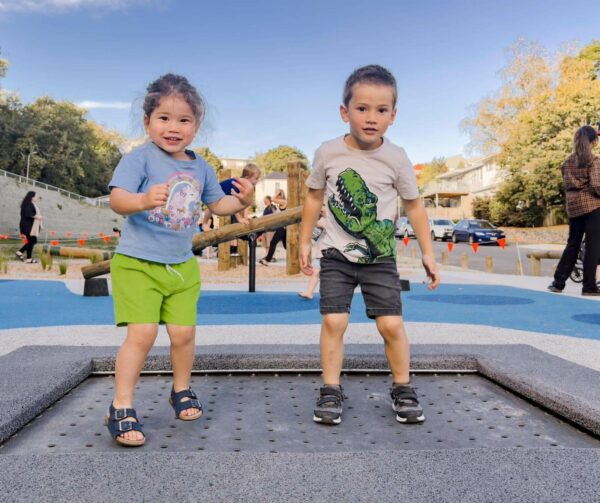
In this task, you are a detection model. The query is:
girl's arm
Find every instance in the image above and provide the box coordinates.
[110,185,169,216]
[206,177,254,216]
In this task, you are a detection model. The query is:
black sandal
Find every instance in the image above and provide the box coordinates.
[104,403,145,447]
[169,387,203,421]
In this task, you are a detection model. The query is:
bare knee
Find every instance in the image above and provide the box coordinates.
[376,316,405,341]
[125,324,158,353]
[322,314,348,336]
[168,325,196,347]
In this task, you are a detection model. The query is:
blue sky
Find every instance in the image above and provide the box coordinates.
[0,0,598,164]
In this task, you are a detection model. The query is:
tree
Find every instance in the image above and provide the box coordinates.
[418,156,448,189]
[0,48,8,82]
[462,39,600,226]
[194,147,223,172]
[253,145,308,174]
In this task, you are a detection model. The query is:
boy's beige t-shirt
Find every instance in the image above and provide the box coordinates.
[306,135,419,264]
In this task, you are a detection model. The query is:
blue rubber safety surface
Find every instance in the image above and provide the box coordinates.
[0,279,599,340]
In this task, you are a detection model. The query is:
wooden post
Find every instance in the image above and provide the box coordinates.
[218,169,232,272]
[238,239,248,266]
[485,256,494,273]
[286,161,303,275]
[516,259,524,275]
[461,253,468,270]
[530,257,541,276]
[441,250,448,265]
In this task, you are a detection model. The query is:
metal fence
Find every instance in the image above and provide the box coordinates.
[0,168,110,207]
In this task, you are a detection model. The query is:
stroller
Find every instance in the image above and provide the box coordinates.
[569,240,585,283]
[569,239,600,285]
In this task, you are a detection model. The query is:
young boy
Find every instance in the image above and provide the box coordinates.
[300,65,439,425]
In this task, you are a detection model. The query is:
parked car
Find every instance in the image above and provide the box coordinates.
[429,218,454,241]
[395,216,414,239]
[451,219,505,244]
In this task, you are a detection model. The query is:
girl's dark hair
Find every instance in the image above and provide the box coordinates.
[143,73,205,123]
[343,65,397,107]
[20,191,36,209]
[573,125,598,168]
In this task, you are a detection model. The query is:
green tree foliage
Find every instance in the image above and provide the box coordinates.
[462,39,600,226]
[471,196,493,222]
[0,96,123,197]
[253,145,308,174]
[418,156,448,189]
[194,147,223,172]
[0,49,8,81]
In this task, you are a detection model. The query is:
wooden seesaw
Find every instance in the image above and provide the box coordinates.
[79,207,304,293]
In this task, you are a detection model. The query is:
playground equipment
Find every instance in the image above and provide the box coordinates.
[41,244,113,261]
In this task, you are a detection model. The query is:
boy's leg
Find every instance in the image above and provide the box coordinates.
[375,315,410,384]
[166,324,200,417]
[320,313,350,385]
[113,323,159,441]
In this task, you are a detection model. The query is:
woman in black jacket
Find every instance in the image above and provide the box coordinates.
[16,191,43,263]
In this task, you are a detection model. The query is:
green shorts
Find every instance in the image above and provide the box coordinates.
[111,253,201,327]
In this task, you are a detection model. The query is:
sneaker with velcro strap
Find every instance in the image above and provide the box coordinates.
[313,385,344,425]
[390,384,425,424]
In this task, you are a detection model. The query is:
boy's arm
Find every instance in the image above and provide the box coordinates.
[201,207,214,231]
[206,178,254,217]
[110,185,169,216]
[404,198,440,290]
[299,188,325,276]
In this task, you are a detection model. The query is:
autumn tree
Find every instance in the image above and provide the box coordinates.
[253,145,308,174]
[462,39,600,226]
[418,156,448,189]
[194,147,223,172]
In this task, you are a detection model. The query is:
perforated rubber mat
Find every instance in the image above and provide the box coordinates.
[2,373,599,453]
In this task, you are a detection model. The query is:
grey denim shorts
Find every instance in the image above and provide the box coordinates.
[319,248,403,319]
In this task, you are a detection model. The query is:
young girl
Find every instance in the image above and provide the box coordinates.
[549,125,600,296]
[259,189,287,265]
[106,74,254,447]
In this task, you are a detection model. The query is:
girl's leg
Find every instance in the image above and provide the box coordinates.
[320,313,349,385]
[583,209,600,291]
[375,315,410,384]
[299,269,320,299]
[113,323,158,441]
[263,228,284,262]
[166,324,200,417]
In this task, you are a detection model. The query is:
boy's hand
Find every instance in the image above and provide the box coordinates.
[231,177,254,206]
[422,254,440,290]
[143,184,169,210]
[299,242,313,276]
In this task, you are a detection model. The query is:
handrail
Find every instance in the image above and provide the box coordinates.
[0,168,110,206]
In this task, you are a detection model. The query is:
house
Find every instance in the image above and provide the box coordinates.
[421,155,505,220]
[254,172,288,213]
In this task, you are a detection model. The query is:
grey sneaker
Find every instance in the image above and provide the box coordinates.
[547,283,563,293]
[313,385,344,425]
[391,384,425,424]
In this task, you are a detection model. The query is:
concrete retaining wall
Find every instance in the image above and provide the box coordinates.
[0,174,124,238]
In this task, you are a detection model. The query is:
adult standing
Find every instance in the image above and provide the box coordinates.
[16,191,43,263]
[261,195,277,251]
[549,125,600,296]
[260,189,287,265]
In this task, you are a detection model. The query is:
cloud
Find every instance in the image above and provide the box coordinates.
[77,100,131,110]
[0,0,153,13]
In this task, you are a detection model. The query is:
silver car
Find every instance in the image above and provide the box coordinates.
[429,218,454,241]
[396,216,414,239]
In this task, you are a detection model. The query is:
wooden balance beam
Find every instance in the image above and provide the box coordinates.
[81,206,304,279]
[41,244,114,261]
[526,249,562,276]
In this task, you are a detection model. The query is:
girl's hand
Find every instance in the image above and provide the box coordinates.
[143,184,169,210]
[231,177,254,206]
[421,254,440,290]
[299,242,313,276]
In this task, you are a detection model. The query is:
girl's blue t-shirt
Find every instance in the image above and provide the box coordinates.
[109,141,224,264]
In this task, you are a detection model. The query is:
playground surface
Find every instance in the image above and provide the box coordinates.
[0,262,599,502]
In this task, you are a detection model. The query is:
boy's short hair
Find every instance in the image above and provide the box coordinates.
[343,65,397,108]
[242,162,261,178]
